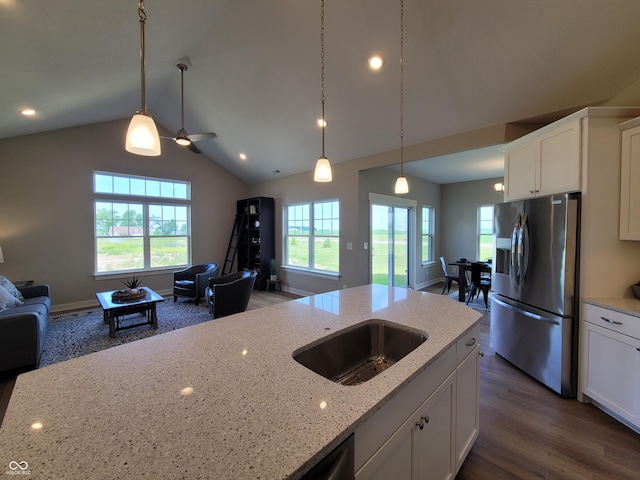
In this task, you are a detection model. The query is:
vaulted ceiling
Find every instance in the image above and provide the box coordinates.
[3,0,640,184]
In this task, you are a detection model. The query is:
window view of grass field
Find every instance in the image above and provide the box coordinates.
[94,172,191,273]
[371,204,408,287]
[478,205,494,261]
[286,200,339,272]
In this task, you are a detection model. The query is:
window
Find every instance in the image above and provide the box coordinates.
[478,205,494,261]
[94,172,190,274]
[285,200,339,273]
[421,205,434,264]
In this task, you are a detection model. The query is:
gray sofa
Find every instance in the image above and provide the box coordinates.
[0,285,50,374]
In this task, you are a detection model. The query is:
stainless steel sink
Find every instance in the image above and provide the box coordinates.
[292,319,428,386]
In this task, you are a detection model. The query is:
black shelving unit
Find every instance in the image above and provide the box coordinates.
[236,197,275,290]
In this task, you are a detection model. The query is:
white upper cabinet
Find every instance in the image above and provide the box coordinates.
[619,117,640,240]
[504,119,581,201]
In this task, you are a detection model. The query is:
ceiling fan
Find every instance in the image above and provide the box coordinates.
[162,61,216,153]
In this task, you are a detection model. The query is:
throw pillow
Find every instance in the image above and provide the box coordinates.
[0,284,23,312]
[0,276,24,301]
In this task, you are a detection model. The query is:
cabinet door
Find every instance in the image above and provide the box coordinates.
[581,321,640,427]
[504,141,538,201]
[620,124,640,240]
[537,119,581,197]
[355,409,413,480]
[455,345,480,472]
[412,375,456,480]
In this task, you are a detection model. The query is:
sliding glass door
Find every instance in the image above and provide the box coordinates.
[371,203,409,287]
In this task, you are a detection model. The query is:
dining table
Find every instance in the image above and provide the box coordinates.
[449,260,492,302]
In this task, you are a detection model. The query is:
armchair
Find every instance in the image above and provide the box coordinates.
[205,270,257,319]
[173,263,219,305]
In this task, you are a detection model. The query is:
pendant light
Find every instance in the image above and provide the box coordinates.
[125,0,161,156]
[394,0,409,194]
[314,0,332,182]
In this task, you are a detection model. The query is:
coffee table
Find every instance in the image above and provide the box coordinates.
[96,287,164,338]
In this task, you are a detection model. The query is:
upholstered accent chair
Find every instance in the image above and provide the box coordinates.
[173,263,219,305]
[205,270,257,319]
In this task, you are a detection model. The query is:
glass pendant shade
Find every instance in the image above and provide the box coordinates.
[126,113,161,156]
[395,175,409,194]
[314,156,332,182]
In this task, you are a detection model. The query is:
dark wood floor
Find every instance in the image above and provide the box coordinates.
[2,286,640,479]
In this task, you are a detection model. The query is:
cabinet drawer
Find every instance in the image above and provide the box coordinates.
[456,323,481,364]
[583,303,640,340]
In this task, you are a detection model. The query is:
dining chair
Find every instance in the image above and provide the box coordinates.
[466,262,491,309]
[439,256,460,294]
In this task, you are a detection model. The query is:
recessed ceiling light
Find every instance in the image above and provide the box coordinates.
[368,55,384,70]
[20,108,36,116]
[239,153,247,160]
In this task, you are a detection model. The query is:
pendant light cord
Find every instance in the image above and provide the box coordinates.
[138,1,147,115]
[320,0,326,158]
[399,0,405,176]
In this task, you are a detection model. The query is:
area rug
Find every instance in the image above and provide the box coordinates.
[40,300,216,367]
[447,290,490,311]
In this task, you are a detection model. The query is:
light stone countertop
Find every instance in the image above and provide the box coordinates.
[583,297,640,318]
[0,285,481,479]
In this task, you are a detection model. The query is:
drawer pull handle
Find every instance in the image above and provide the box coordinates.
[465,338,476,347]
[601,316,622,325]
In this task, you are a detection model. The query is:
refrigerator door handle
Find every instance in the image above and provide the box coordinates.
[520,213,530,281]
[492,297,560,326]
[511,214,521,287]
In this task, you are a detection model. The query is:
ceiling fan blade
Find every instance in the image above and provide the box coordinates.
[187,142,202,154]
[189,132,217,142]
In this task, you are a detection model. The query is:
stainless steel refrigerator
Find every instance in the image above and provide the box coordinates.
[491,192,580,397]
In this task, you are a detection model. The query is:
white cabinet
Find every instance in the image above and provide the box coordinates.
[504,119,581,201]
[580,303,640,431]
[355,323,481,480]
[619,118,640,240]
[355,374,455,480]
[455,342,480,470]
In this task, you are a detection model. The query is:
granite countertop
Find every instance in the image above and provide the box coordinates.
[0,285,481,479]
[583,297,640,318]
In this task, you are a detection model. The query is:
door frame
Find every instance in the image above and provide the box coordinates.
[369,193,417,289]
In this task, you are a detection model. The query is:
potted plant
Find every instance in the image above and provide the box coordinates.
[121,275,144,293]
[269,258,277,281]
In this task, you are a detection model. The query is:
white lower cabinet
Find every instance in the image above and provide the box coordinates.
[580,303,640,430]
[355,324,481,480]
[355,374,455,480]
[455,343,480,470]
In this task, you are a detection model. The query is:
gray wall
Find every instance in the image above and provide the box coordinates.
[0,116,510,308]
[440,177,504,263]
[0,118,249,309]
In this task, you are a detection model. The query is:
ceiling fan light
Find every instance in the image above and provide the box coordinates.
[394,175,409,194]
[175,128,191,146]
[126,113,161,156]
[314,156,332,182]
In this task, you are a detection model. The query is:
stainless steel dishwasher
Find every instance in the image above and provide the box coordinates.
[300,434,354,480]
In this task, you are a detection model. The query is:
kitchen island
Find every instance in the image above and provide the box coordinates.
[0,285,481,479]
